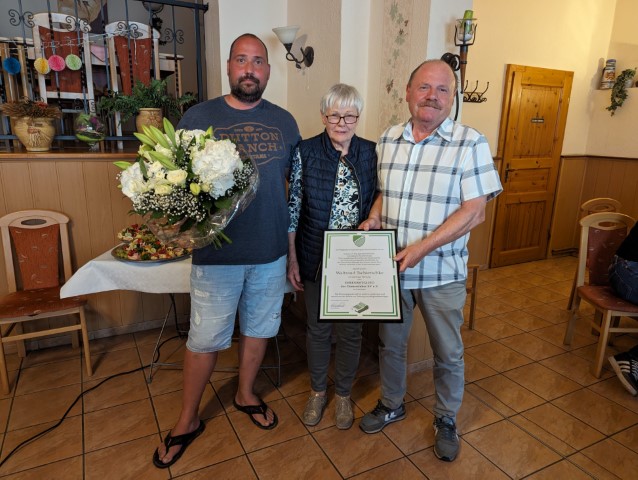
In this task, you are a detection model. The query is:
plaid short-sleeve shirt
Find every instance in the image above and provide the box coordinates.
[377,118,502,289]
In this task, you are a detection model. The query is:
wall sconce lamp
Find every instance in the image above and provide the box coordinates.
[272,26,314,69]
[455,14,477,91]
[441,11,477,93]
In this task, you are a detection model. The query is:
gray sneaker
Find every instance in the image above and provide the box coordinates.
[302,393,327,426]
[359,400,406,434]
[433,416,459,462]
[335,395,354,430]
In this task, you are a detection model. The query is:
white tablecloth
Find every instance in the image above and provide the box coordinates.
[60,248,191,298]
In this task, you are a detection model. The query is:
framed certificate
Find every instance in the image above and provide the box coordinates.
[319,230,402,322]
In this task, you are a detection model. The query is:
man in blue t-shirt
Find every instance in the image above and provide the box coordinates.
[153,34,300,469]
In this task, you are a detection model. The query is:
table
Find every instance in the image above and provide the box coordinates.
[60,248,284,385]
[61,247,191,382]
[60,248,191,297]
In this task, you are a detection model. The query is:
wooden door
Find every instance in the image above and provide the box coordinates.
[490,65,573,267]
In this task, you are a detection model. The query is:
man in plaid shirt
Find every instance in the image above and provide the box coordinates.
[359,60,502,462]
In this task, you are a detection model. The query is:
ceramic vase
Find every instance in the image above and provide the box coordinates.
[12,116,56,152]
[135,108,163,133]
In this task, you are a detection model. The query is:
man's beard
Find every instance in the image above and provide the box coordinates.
[230,75,265,104]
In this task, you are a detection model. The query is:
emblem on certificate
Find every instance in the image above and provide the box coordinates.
[319,230,402,322]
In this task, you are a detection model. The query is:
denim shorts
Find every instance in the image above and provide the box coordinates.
[186,255,286,353]
[609,255,638,305]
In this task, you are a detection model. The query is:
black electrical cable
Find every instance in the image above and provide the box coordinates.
[0,334,181,470]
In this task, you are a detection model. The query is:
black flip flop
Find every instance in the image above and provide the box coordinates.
[152,421,206,469]
[233,397,279,430]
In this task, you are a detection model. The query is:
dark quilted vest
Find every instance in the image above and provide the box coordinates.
[296,131,377,281]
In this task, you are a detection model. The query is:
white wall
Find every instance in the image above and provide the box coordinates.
[464,0,617,156]
[215,0,289,109]
[287,0,341,138]
[586,0,638,157]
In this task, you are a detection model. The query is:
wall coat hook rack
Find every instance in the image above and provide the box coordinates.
[463,81,489,103]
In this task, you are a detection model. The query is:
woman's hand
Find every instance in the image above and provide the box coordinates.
[287,258,304,291]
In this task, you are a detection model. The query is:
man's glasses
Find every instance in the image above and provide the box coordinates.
[325,114,359,124]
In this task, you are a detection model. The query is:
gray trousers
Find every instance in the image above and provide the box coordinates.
[303,279,363,396]
[379,281,466,421]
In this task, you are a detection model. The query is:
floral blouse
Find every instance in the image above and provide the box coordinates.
[288,148,360,232]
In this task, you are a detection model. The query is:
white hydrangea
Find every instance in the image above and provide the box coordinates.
[191,139,242,198]
[120,162,149,198]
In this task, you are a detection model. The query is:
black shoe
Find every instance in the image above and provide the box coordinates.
[608,352,638,395]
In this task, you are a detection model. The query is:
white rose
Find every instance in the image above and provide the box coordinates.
[154,184,173,195]
[166,169,188,185]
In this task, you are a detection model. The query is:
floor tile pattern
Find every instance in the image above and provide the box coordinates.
[1,256,637,478]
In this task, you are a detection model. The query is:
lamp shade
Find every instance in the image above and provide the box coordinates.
[272,26,299,45]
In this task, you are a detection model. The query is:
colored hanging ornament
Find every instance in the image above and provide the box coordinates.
[65,53,82,71]
[48,54,65,72]
[2,57,21,75]
[34,57,51,74]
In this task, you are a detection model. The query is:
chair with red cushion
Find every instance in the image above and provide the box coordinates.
[563,212,638,377]
[0,210,92,394]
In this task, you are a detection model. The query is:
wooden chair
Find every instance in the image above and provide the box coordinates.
[567,198,623,310]
[0,210,92,394]
[580,198,622,217]
[563,212,638,377]
[31,12,95,111]
[467,264,480,329]
[105,21,160,136]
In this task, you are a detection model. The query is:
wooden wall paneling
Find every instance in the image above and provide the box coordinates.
[1,162,34,212]
[140,293,169,325]
[94,291,127,331]
[615,159,638,219]
[29,161,62,211]
[549,157,586,253]
[84,162,117,256]
[108,162,142,234]
[56,161,92,267]
[0,166,7,294]
[0,164,7,216]
[117,290,144,327]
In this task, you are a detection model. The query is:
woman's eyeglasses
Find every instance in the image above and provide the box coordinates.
[325,114,359,124]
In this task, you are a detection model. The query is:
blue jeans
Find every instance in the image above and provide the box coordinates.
[609,255,638,305]
[303,279,362,396]
[186,256,287,353]
[378,281,466,421]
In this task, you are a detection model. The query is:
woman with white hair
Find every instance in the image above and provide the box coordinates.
[287,83,377,429]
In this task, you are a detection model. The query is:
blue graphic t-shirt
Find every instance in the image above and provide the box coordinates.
[178,96,300,265]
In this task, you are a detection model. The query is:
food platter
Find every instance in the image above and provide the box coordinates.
[111,243,191,263]
[112,224,191,263]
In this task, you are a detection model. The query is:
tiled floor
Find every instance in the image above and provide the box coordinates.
[1,256,638,479]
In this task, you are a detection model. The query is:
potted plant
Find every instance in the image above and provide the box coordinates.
[607,67,636,116]
[96,78,195,132]
[0,99,61,152]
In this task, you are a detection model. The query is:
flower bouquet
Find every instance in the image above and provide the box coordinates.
[115,118,259,249]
